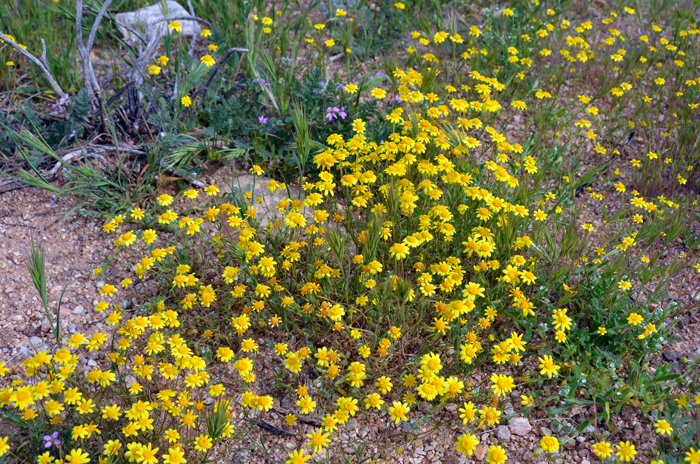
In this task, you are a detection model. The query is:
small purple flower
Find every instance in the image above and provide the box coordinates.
[52,94,69,113]
[319,81,327,86]
[325,106,347,121]
[281,57,294,63]
[325,106,338,121]
[122,37,133,47]
[251,78,271,87]
[258,115,268,124]
[44,432,60,448]
[69,130,76,138]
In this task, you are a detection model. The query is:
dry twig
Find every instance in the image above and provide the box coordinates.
[0,32,65,97]
[76,0,114,106]
[47,149,108,179]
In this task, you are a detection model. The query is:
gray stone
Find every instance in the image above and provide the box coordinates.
[73,305,84,315]
[29,336,47,352]
[115,1,201,42]
[551,421,563,433]
[496,425,511,441]
[508,417,532,436]
[562,436,576,450]
[400,420,418,432]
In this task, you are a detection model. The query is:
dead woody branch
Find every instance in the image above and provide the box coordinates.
[76,0,113,108]
[0,32,65,98]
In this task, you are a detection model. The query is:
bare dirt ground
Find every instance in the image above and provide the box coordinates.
[0,187,113,368]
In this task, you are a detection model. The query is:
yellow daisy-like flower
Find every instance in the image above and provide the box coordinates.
[615,441,637,462]
[540,435,559,453]
[0,436,9,457]
[286,449,311,464]
[201,54,216,67]
[194,434,213,452]
[654,419,672,436]
[455,433,479,456]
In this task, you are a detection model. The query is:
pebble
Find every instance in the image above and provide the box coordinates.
[562,436,576,450]
[496,425,511,441]
[508,417,532,436]
[29,335,47,352]
[474,444,487,460]
[445,455,467,464]
[73,304,84,315]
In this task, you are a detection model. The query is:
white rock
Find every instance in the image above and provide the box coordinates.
[497,425,512,441]
[115,1,200,41]
[508,417,532,436]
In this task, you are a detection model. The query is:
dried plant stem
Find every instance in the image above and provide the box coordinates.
[76,0,113,107]
[0,32,65,97]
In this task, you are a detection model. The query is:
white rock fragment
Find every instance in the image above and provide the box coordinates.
[508,417,532,436]
[115,1,200,41]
